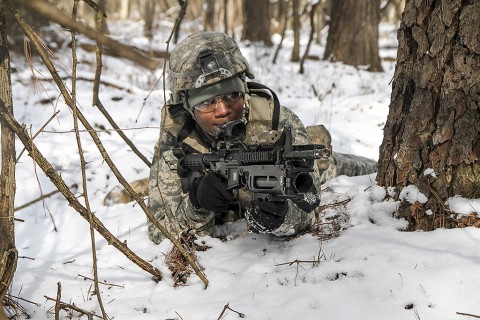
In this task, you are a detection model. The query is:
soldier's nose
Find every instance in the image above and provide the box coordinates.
[214,101,231,117]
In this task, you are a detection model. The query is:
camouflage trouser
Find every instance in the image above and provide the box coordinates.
[320,152,378,183]
[306,124,378,183]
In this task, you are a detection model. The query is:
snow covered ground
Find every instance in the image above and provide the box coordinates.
[6,19,480,320]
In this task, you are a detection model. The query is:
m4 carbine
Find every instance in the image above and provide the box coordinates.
[173,120,331,202]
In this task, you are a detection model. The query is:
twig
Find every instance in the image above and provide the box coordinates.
[28,126,57,232]
[272,0,289,64]
[18,256,35,260]
[317,198,351,211]
[217,303,245,320]
[3,292,35,319]
[14,188,61,212]
[275,259,320,267]
[44,295,101,319]
[71,3,109,318]
[92,7,151,168]
[275,259,317,286]
[299,1,319,74]
[54,282,61,320]
[5,293,40,307]
[76,274,124,288]
[457,312,480,319]
[16,110,60,162]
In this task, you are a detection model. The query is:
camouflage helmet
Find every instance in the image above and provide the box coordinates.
[168,32,255,105]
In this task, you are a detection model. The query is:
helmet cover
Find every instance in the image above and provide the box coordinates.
[168,32,255,105]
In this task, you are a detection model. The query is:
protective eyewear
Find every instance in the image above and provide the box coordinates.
[193,92,244,113]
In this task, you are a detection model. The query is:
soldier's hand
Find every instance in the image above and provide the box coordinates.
[245,200,288,232]
[189,171,234,212]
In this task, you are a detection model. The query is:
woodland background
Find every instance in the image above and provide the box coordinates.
[1,0,479,319]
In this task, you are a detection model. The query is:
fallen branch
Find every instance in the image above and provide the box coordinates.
[457,312,480,319]
[45,294,100,320]
[3,291,39,319]
[80,42,168,59]
[12,0,160,70]
[14,188,64,212]
[76,274,124,288]
[217,303,245,320]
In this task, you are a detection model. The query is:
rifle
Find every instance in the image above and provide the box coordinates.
[173,119,331,202]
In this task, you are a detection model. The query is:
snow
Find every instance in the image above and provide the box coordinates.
[6,20,480,320]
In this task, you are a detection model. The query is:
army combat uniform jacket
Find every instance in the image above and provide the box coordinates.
[147,87,323,244]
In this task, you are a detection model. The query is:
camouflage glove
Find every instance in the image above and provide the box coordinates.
[245,200,288,233]
[189,171,234,212]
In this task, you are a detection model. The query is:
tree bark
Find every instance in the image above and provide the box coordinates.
[242,0,272,46]
[377,0,480,230]
[0,0,18,308]
[324,0,383,71]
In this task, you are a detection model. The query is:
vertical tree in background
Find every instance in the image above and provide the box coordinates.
[377,0,480,230]
[203,0,215,31]
[0,0,18,313]
[290,0,300,61]
[144,0,156,39]
[324,0,383,71]
[242,0,272,46]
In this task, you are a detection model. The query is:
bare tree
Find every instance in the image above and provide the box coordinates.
[324,0,383,71]
[290,0,300,61]
[203,0,215,31]
[0,0,18,312]
[143,0,156,39]
[242,0,272,46]
[377,0,480,230]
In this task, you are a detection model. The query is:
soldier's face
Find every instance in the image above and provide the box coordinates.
[194,95,244,135]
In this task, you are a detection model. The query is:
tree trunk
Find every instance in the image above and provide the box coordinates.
[377,0,480,231]
[203,0,215,31]
[119,0,129,19]
[315,0,325,45]
[143,0,155,39]
[242,0,272,46]
[324,0,383,71]
[0,0,18,308]
[290,0,300,62]
[223,0,228,34]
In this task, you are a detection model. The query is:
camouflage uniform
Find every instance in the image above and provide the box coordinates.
[148,92,322,243]
[147,32,377,243]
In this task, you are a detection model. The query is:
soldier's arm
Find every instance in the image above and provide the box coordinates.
[147,130,214,244]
